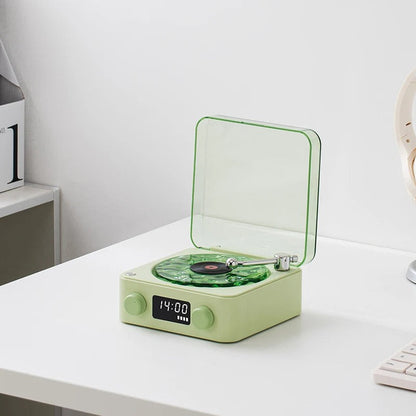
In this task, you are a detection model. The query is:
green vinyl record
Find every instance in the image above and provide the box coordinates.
[152,253,270,287]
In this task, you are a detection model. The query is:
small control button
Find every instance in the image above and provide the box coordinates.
[124,293,146,315]
[192,306,214,329]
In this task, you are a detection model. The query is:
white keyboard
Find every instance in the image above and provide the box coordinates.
[373,340,416,391]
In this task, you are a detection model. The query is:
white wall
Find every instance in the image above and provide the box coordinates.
[1,0,416,261]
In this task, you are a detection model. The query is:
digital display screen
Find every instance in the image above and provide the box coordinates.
[152,295,191,325]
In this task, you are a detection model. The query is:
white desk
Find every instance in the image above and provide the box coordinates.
[0,218,416,416]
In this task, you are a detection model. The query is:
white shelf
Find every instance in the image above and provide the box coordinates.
[0,183,56,219]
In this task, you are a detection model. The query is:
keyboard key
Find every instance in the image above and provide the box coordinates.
[373,339,416,391]
[392,353,416,364]
[405,365,416,376]
[403,345,416,354]
[380,360,411,373]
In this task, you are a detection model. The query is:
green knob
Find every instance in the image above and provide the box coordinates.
[192,306,214,329]
[124,293,147,315]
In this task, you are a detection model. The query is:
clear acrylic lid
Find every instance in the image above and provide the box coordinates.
[190,116,321,266]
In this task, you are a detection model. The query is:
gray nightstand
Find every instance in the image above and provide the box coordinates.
[0,182,60,284]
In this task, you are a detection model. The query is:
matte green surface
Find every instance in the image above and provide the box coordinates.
[120,248,301,343]
[124,293,146,315]
[192,306,214,329]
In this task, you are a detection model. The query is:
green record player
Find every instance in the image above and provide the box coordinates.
[120,116,321,342]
